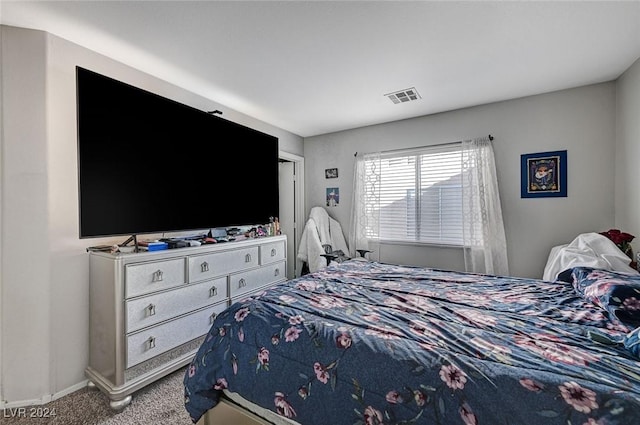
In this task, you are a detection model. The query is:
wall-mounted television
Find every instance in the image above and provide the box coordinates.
[76,66,279,238]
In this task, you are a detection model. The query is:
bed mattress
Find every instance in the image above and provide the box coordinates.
[184,260,640,425]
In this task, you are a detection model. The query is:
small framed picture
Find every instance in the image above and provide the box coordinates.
[325,168,338,179]
[326,187,339,207]
[521,150,567,198]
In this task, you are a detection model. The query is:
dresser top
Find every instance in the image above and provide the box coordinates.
[88,234,287,264]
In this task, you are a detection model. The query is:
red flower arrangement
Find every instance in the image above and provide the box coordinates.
[599,229,635,259]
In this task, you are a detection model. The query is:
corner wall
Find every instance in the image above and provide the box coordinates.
[615,57,640,249]
[1,25,52,405]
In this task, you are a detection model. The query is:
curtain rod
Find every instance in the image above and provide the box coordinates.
[354,134,493,157]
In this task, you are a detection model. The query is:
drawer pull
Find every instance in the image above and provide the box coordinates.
[274,268,280,277]
[147,304,156,316]
[152,270,164,282]
[147,336,156,350]
[210,312,217,324]
[245,253,252,263]
[271,248,277,257]
[238,278,246,288]
[201,261,209,273]
[209,286,218,297]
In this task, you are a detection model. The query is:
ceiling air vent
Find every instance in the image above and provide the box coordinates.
[385,87,421,104]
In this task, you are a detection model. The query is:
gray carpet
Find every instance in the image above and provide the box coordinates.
[0,368,193,425]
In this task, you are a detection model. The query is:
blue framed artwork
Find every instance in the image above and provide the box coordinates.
[521,150,567,198]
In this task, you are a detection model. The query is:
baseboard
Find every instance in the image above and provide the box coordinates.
[0,379,88,409]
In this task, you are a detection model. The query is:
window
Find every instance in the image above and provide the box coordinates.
[353,136,507,274]
[364,143,463,245]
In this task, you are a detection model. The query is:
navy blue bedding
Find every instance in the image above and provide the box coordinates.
[184,260,640,425]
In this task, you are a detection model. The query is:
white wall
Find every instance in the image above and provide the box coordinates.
[615,57,640,250]
[1,25,52,406]
[304,83,617,279]
[0,25,304,405]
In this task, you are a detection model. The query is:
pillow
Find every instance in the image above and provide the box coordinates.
[566,267,640,327]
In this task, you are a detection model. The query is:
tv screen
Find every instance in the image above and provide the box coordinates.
[76,66,279,238]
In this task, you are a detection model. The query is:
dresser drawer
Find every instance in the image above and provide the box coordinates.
[126,302,227,368]
[229,261,286,298]
[188,246,259,282]
[260,240,286,265]
[125,258,186,298]
[125,276,227,333]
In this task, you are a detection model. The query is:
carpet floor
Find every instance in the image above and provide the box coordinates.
[0,368,193,425]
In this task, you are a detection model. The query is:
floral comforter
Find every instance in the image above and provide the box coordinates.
[184,260,640,425]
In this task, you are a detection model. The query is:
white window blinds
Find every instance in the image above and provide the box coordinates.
[368,143,463,245]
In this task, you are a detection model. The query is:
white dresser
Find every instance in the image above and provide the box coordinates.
[85,235,287,409]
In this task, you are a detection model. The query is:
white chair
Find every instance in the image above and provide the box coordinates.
[297,207,349,274]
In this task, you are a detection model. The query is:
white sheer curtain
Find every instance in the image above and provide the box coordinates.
[461,137,509,275]
[351,138,508,275]
[349,152,381,261]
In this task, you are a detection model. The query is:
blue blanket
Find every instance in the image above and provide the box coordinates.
[184,260,640,424]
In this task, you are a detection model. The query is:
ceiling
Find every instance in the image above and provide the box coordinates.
[2,1,639,138]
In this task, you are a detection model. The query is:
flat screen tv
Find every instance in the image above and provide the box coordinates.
[76,66,279,238]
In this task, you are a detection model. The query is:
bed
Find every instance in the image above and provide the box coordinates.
[184,259,640,425]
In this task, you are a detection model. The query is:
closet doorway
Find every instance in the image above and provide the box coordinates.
[278,151,304,279]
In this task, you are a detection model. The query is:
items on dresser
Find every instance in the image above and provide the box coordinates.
[85,235,287,409]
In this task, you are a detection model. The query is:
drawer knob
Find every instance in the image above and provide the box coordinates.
[238,278,246,288]
[147,304,156,316]
[274,268,280,277]
[209,286,218,297]
[147,336,156,350]
[271,248,277,257]
[245,253,252,263]
[152,270,164,282]
[201,261,209,273]
[210,312,217,324]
